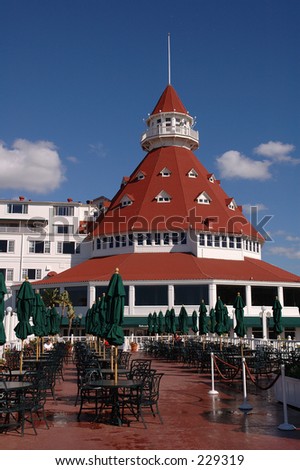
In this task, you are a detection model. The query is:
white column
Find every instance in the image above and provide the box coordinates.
[209,283,217,309]
[87,284,96,308]
[129,285,135,315]
[168,284,174,309]
[245,285,252,316]
[277,286,284,307]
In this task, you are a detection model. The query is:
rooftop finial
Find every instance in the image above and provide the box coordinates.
[168,33,171,85]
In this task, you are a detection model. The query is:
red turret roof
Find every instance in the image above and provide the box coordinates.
[92,146,263,240]
[151,85,188,115]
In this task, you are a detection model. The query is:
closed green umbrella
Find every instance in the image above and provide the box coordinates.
[49,306,61,335]
[199,300,209,335]
[152,311,158,334]
[223,304,231,334]
[105,268,125,347]
[158,311,164,335]
[209,308,216,333]
[105,268,126,382]
[233,292,247,338]
[178,305,189,335]
[215,296,227,336]
[98,293,108,339]
[14,278,35,372]
[32,292,47,358]
[0,272,7,346]
[85,307,93,335]
[164,309,171,334]
[170,308,176,335]
[272,296,283,336]
[192,310,199,334]
[147,313,153,335]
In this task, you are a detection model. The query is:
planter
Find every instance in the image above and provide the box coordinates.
[274,376,300,409]
[130,342,138,352]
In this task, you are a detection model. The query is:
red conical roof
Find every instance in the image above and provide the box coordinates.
[151,85,188,115]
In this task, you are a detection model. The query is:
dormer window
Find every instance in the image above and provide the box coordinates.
[160,167,171,177]
[120,194,134,207]
[196,191,211,205]
[136,171,146,181]
[188,168,198,178]
[155,190,171,203]
[226,198,237,211]
[208,173,216,183]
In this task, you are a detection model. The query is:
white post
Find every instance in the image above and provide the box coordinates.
[278,364,296,431]
[208,352,219,395]
[239,357,253,411]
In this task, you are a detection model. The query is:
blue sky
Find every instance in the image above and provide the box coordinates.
[1,0,300,275]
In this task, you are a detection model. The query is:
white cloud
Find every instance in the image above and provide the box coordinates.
[242,203,268,214]
[268,246,300,259]
[254,141,299,164]
[66,156,79,164]
[0,139,66,193]
[216,150,272,180]
[89,142,107,158]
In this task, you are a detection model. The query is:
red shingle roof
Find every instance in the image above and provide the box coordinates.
[151,85,188,115]
[33,252,300,285]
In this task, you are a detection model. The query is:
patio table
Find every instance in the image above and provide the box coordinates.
[87,379,142,426]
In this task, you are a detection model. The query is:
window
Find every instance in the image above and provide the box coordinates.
[135,285,168,306]
[283,287,300,307]
[172,232,179,245]
[199,234,205,246]
[217,285,246,305]
[221,236,227,248]
[175,285,209,305]
[0,268,14,281]
[7,203,28,214]
[180,232,187,245]
[251,286,277,306]
[229,236,234,248]
[57,241,76,254]
[54,206,74,216]
[0,240,15,253]
[66,286,87,307]
[96,238,101,250]
[156,191,171,202]
[102,237,108,249]
[188,169,198,178]
[137,233,144,245]
[196,191,211,205]
[160,167,171,177]
[236,237,242,249]
[29,241,51,254]
[207,235,212,247]
[55,225,73,234]
[121,235,126,247]
[115,236,120,248]
[128,234,134,246]
[163,233,169,245]
[214,236,220,247]
[154,233,161,245]
[22,268,42,280]
[146,233,152,245]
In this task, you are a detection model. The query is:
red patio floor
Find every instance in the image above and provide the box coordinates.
[0,351,299,450]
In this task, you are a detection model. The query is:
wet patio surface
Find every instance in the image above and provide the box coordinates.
[1,352,299,450]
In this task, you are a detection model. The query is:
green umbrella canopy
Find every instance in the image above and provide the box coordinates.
[152,311,158,334]
[32,292,47,337]
[192,310,199,334]
[170,308,176,334]
[14,279,34,340]
[49,306,61,335]
[223,304,231,334]
[215,296,227,336]
[209,308,216,333]
[178,305,189,334]
[44,308,51,336]
[233,292,247,338]
[158,311,164,334]
[85,307,93,334]
[272,296,283,336]
[147,313,153,335]
[164,309,171,334]
[199,300,209,335]
[105,268,125,346]
[98,293,108,338]
[0,272,7,346]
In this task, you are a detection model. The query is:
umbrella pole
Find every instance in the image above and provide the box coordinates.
[20,340,24,373]
[114,346,118,384]
[36,337,39,360]
[110,346,114,371]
